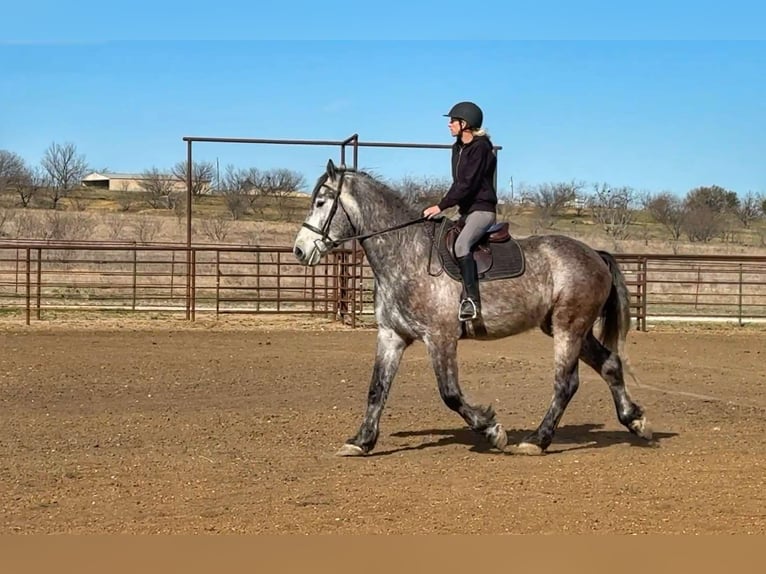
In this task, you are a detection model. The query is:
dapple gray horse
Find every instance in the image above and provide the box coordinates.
[293,160,652,456]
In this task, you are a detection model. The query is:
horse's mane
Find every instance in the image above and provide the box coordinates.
[310,165,426,224]
[346,169,422,221]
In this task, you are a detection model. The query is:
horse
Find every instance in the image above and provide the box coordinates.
[292,159,652,456]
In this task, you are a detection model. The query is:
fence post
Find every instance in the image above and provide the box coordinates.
[36,248,42,320]
[170,250,176,300]
[25,248,31,325]
[738,263,743,327]
[132,249,138,311]
[350,243,357,328]
[276,251,281,313]
[637,257,648,332]
[694,266,701,310]
[256,251,261,312]
[215,250,220,318]
[15,248,20,294]
[191,249,197,322]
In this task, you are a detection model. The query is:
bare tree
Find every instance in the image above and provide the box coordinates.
[42,211,95,241]
[171,191,186,221]
[0,150,27,197]
[521,181,581,230]
[116,181,134,212]
[589,184,637,240]
[682,205,722,242]
[224,190,250,220]
[682,186,733,242]
[21,167,49,208]
[199,213,232,242]
[40,142,88,209]
[735,191,762,229]
[134,215,162,243]
[645,192,685,241]
[0,208,14,237]
[496,192,518,220]
[173,160,214,197]
[258,168,306,219]
[0,151,45,207]
[104,213,128,240]
[395,175,451,208]
[219,165,252,220]
[242,168,268,216]
[139,167,177,209]
[13,210,42,239]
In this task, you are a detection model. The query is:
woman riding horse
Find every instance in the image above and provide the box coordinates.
[423,101,498,323]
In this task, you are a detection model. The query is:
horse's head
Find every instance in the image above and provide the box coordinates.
[293,159,358,266]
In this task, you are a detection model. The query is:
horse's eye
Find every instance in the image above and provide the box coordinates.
[315,198,326,208]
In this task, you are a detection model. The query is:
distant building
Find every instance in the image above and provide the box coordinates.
[82,172,188,193]
[565,197,588,210]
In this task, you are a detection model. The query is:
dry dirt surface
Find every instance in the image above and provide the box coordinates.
[1,317,764,534]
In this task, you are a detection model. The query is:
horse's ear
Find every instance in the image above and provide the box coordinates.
[326,159,337,179]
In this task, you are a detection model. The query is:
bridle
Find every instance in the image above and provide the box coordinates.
[301,169,428,251]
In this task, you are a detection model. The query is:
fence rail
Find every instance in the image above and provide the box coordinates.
[1,241,765,330]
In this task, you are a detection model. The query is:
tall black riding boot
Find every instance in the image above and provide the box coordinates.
[456,255,481,321]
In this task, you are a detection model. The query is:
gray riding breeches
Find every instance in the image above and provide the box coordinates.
[454,210,497,259]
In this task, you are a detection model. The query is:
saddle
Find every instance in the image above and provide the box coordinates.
[435,217,526,282]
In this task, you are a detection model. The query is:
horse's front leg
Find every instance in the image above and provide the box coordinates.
[337,327,412,456]
[425,335,507,451]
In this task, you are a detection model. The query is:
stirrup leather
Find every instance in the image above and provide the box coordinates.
[458,298,480,321]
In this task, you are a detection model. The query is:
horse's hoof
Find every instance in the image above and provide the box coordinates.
[508,442,544,456]
[488,423,508,451]
[336,443,365,457]
[629,416,653,441]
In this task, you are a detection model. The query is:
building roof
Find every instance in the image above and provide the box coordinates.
[83,172,174,181]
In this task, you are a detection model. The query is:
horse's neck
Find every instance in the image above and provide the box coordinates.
[352,191,430,281]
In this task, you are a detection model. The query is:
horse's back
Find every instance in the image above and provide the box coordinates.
[518,233,609,267]
[515,233,612,294]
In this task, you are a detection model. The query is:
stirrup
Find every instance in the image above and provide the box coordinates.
[458,298,479,321]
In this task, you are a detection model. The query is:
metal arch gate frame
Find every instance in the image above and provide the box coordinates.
[181,134,503,321]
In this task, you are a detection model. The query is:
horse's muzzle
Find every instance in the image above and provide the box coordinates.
[293,241,324,267]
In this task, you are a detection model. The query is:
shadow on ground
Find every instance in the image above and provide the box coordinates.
[369,424,678,456]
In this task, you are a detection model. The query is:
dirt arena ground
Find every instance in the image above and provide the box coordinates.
[1,316,764,534]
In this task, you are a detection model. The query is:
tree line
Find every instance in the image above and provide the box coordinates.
[393,175,765,244]
[510,181,764,243]
[0,143,307,220]
[2,142,765,245]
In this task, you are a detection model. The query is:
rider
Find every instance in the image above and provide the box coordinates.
[423,101,498,321]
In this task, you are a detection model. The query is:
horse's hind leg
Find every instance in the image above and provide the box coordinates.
[337,326,412,456]
[509,329,583,455]
[579,332,652,440]
[425,334,507,451]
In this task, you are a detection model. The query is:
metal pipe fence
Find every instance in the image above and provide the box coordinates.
[1,241,765,329]
[0,241,374,325]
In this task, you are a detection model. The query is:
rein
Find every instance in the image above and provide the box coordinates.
[325,215,429,249]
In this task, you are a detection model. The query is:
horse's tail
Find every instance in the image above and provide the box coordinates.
[596,250,640,386]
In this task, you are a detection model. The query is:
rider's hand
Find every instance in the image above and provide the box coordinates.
[423,205,442,219]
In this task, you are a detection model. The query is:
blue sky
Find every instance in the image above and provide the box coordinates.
[2,2,765,198]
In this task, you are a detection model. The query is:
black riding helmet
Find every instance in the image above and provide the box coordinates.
[444,101,483,129]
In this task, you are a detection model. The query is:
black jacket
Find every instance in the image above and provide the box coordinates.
[437,135,497,215]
